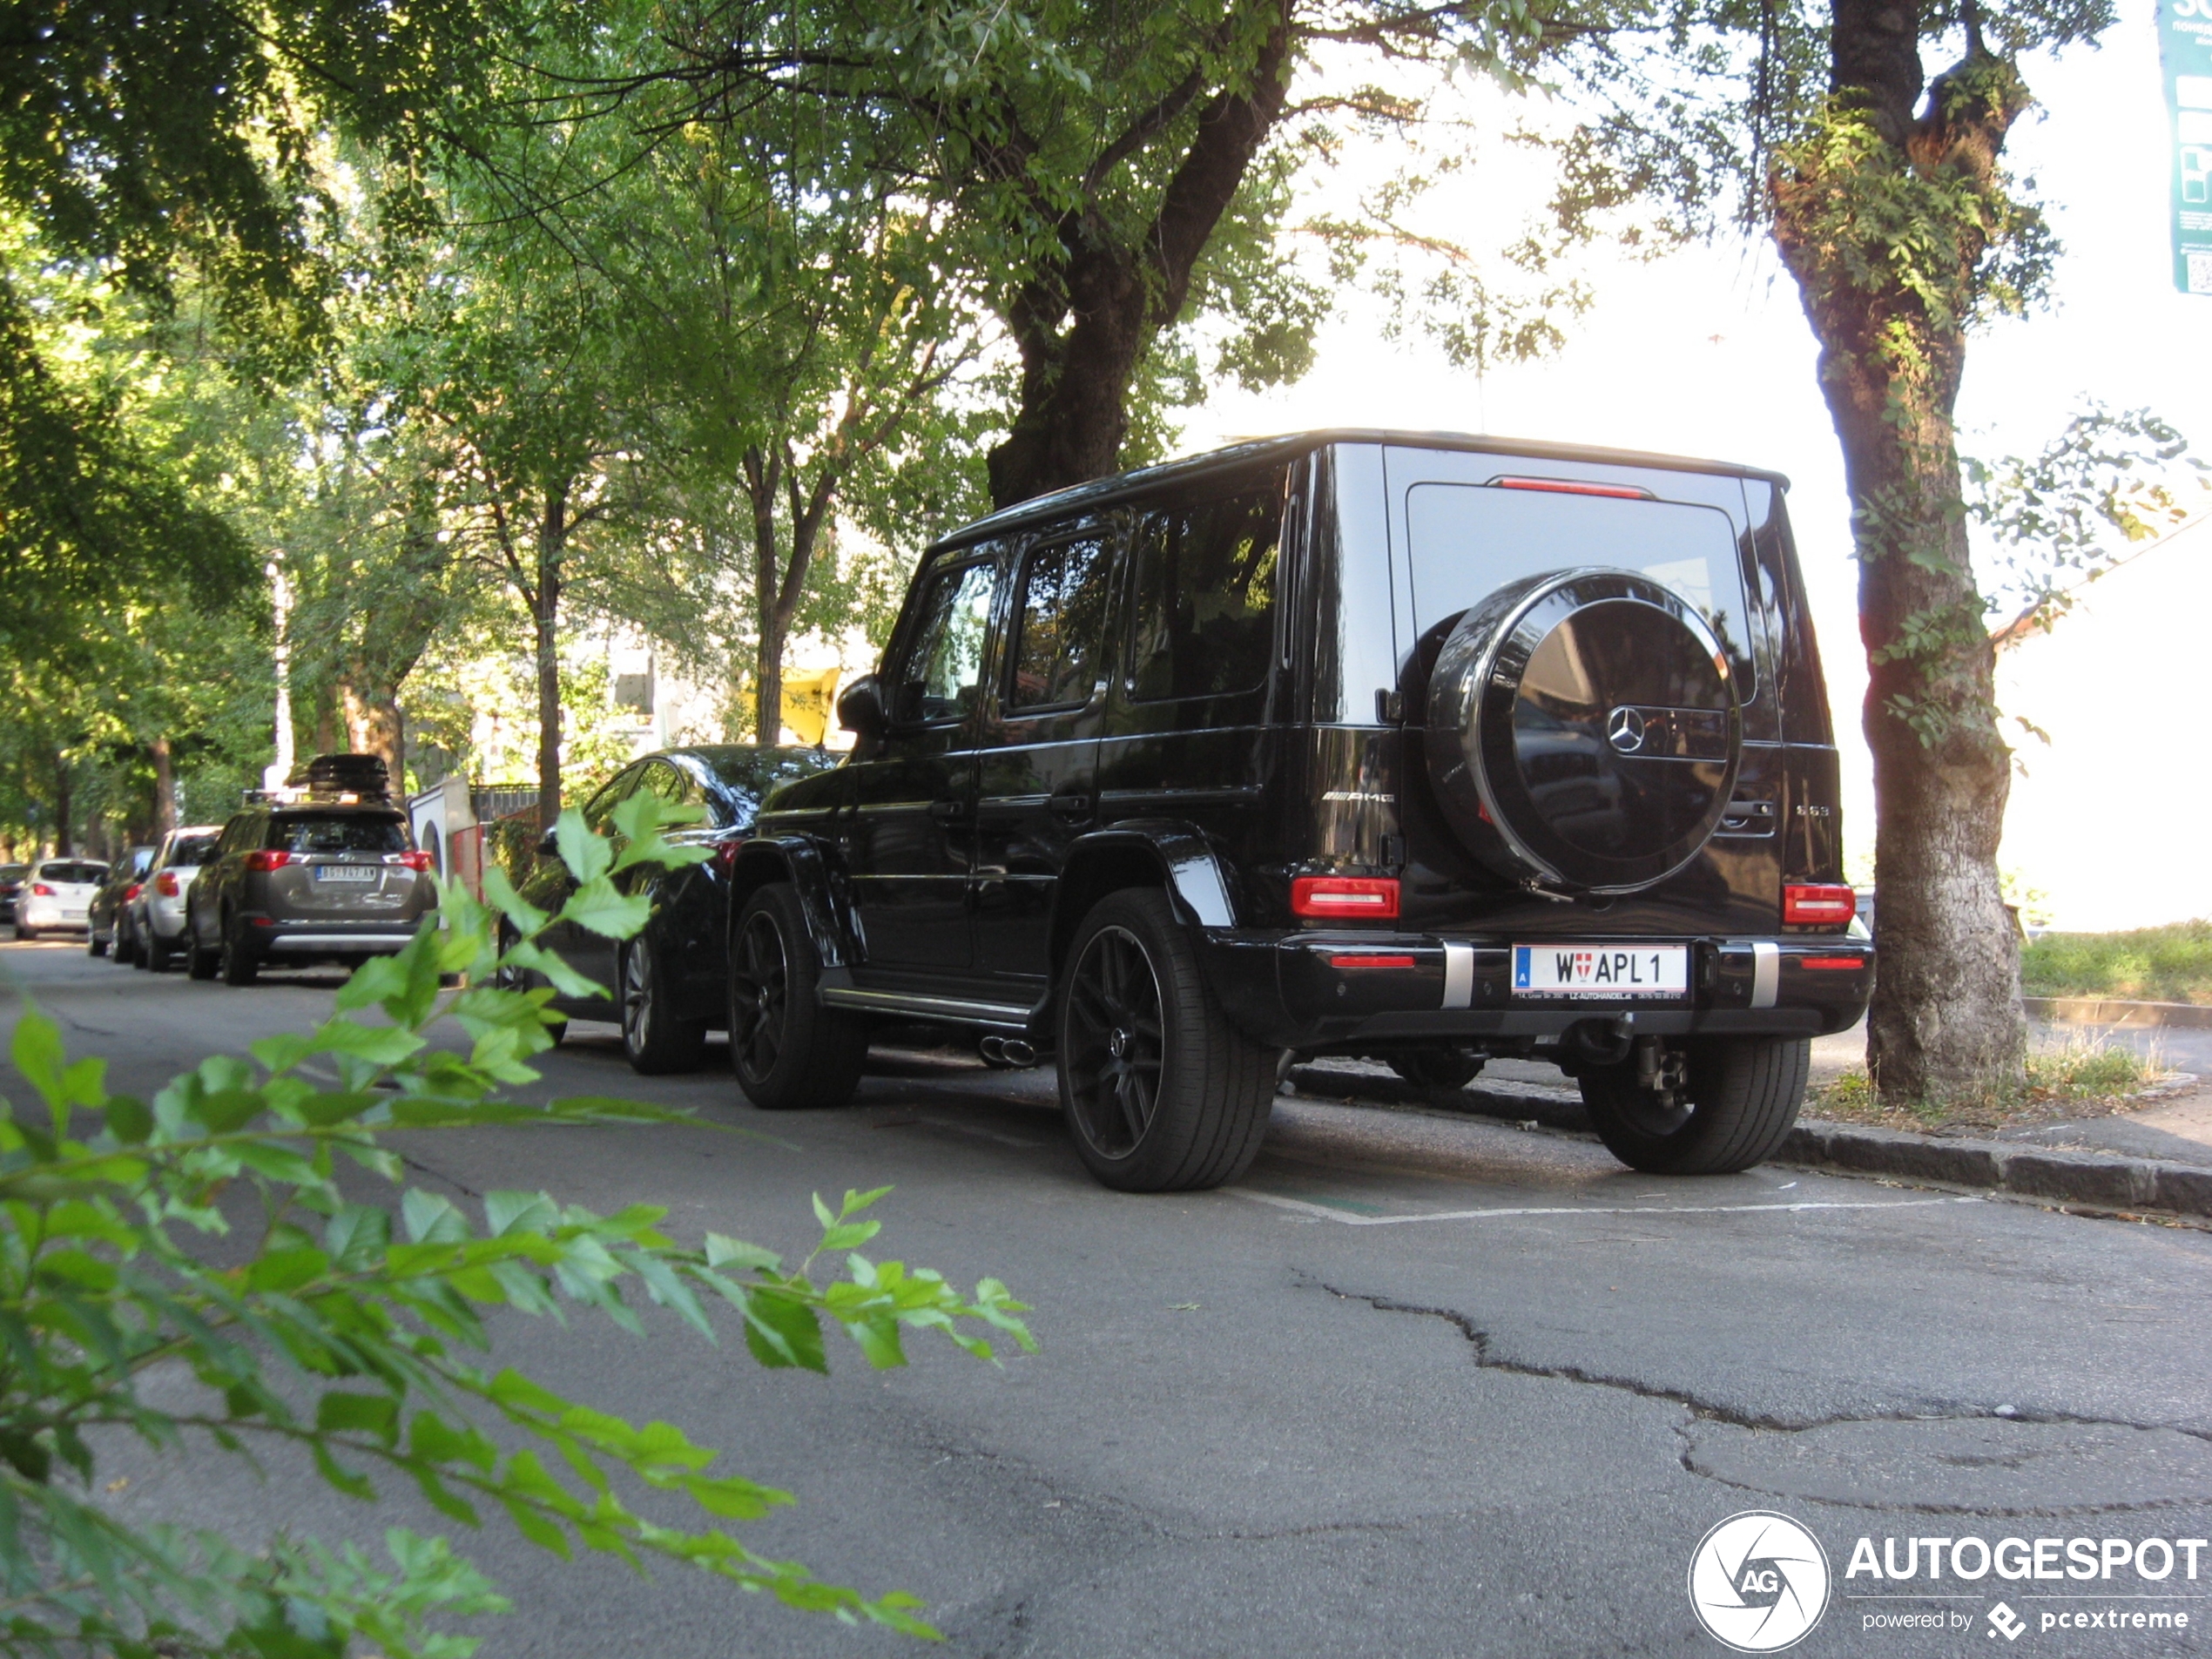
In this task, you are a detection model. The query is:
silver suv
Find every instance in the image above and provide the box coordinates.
[185,805,434,984]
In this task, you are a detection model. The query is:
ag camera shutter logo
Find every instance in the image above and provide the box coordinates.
[1689,1511,1831,1652]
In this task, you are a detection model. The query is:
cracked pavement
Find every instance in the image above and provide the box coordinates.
[6,940,2210,1657]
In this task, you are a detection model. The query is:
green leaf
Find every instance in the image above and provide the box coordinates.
[556,876,651,941]
[480,862,550,938]
[316,1392,400,1446]
[10,1006,65,1112]
[704,1234,781,1272]
[306,1019,425,1067]
[502,940,605,1000]
[103,1094,152,1144]
[555,808,610,886]
[743,1287,826,1373]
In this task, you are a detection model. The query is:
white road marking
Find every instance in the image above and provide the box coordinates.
[1226,1187,1975,1226]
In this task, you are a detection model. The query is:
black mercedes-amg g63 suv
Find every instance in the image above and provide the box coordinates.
[725,430,1871,1190]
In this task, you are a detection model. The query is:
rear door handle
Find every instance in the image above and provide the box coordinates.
[1049,794,1093,823]
[929,799,969,822]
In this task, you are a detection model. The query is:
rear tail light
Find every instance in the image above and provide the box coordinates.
[1493,475,1656,501]
[1291,875,1400,920]
[395,851,434,871]
[715,840,741,869]
[155,873,179,896]
[1797,955,1864,971]
[245,850,291,873]
[1783,883,1856,927]
[30,883,54,897]
[123,884,141,902]
[1328,953,1417,969]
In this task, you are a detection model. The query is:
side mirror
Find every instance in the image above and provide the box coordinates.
[837,672,887,739]
[536,826,559,859]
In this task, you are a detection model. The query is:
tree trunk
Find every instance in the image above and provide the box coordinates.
[983,2,1295,509]
[535,481,570,828]
[52,755,71,856]
[340,685,406,784]
[151,737,175,836]
[1771,0,2031,1103]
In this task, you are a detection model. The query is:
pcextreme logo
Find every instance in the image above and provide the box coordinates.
[1689,1511,1833,1653]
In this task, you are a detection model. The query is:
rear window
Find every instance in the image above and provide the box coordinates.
[41,862,108,885]
[1405,483,1757,691]
[168,835,219,867]
[0,866,23,882]
[269,815,409,854]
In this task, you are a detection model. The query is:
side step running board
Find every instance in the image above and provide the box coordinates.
[820,985,1038,1033]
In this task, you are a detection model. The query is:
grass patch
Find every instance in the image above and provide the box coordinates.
[1806,1032,2173,1135]
[2020,920,2212,1005]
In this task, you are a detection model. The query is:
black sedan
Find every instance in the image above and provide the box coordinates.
[509,745,841,1074]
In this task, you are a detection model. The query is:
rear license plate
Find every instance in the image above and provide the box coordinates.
[1513,944,1689,998]
[313,866,378,883]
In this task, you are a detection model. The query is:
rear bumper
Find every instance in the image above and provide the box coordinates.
[248,916,423,956]
[1203,930,1872,1049]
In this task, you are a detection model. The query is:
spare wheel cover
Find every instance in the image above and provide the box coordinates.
[1425,567,1743,892]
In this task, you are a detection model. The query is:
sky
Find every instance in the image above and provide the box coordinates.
[1175,3,2212,929]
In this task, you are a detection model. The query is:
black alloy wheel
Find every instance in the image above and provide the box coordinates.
[620,934,707,1075]
[1062,924,1166,1160]
[726,884,866,1110]
[1578,1035,1810,1174]
[218,911,260,986]
[1055,888,1275,1193]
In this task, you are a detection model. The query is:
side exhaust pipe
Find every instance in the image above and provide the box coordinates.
[978,1035,1040,1069]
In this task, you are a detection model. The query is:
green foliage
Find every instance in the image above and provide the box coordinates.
[1971,404,2211,639]
[0,794,1032,1655]
[2020,921,2212,1007]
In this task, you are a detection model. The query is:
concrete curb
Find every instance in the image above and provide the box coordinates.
[2027,995,2212,1029]
[1783,1121,2212,1221]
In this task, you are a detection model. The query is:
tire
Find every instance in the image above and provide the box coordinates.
[1388,1048,1484,1090]
[218,911,260,986]
[87,928,106,958]
[145,929,172,973]
[185,923,219,980]
[1578,1036,1810,1174]
[620,934,707,1075]
[727,883,867,1110]
[1055,888,1276,1192]
[14,924,35,942]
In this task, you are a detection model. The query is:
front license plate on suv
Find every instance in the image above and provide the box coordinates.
[313,866,377,883]
[1514,944,1689,998]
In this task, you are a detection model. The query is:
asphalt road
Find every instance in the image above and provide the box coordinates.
[5,938,2210,1659]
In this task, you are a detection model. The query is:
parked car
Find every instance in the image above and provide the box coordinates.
[725,428,1873,1190]
[184,803,433,983]
[129,826,225,973]
[504,746,842,1073]
[0,865,25,926]
[13,858,111,940]
[88,846,156,960]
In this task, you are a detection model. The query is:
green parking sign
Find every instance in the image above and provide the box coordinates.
[2168,0,2212,293]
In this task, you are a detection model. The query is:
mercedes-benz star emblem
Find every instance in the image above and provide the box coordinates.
[1607,706,1648,754]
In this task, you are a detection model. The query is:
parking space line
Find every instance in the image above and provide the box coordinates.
[1227,1187,1974,1226]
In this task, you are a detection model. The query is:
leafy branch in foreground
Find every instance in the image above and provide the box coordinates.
[0,790,1033,1656]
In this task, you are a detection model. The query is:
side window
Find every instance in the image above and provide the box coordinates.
[638,762,689,806]
[582,769,637,832]
[894,558,997,723]
[1126,488,1282,703]
[1008,534,1114,711]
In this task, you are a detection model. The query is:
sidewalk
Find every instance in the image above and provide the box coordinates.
[1285,1018,2212,1223]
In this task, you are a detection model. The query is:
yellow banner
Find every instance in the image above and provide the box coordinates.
[779,666,841,746]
